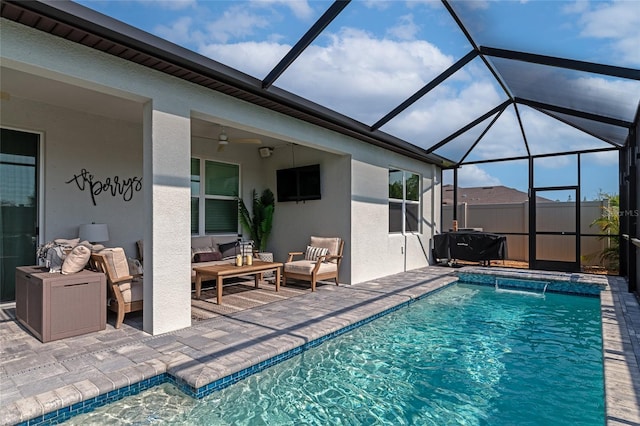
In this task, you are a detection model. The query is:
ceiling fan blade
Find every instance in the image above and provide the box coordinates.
[231,138,262,144]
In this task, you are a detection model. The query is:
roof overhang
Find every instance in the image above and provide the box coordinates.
[0,0,452,167]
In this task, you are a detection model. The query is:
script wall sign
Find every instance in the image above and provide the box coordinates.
[66,168,142,206]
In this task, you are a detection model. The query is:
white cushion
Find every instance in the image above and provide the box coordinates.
[284,260,336,275]
[191,236,214,249]
[305,246,328,262]
[61,244,91,274]
[309,236,341,262]
[119,277,143,303]
[99,248,130,279]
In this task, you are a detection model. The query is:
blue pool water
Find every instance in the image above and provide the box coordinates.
[65,283,604,425]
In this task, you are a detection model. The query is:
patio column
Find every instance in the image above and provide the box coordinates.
[142,101,192,334]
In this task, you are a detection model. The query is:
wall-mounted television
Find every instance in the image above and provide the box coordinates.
[276,164,321,202]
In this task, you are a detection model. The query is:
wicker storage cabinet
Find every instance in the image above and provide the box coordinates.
[15,266,106,342]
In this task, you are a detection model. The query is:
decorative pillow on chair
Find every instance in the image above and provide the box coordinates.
[194,251,222,262]
[127,257,144,275]
[62,244,91,274]
[305,246,329,262]
[136,240,144,262]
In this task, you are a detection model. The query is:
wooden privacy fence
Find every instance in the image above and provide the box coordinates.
[442,200,613,267]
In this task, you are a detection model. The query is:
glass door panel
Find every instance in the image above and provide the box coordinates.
[1,129,39,302]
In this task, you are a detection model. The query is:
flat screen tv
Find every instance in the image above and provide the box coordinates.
[276,164,321,202]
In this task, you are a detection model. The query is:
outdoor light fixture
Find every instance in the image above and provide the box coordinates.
[78,223,110,243]
[259,147,273,158]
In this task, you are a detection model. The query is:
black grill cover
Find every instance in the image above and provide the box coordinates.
[433,231,507,262]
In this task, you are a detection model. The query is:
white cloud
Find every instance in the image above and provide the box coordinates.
[251,0,314,20]
[583,150,618,166]
[204,6,272,44]
[387,14,419,41]
[203,26,457,123]
[137,0,196,10]
[155,16,204,46]
[200,41,291,77]
[383,76,504,149]
[457,165,502,187]
[152,1,628,169]
[570,0,640,65]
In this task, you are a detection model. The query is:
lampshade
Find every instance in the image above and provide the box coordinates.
[78,223,109,243]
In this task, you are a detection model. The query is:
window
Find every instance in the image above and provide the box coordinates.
[389,169,420,233]
[191,158,239,234]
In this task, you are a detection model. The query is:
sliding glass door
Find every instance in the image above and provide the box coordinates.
[1,128,39,302]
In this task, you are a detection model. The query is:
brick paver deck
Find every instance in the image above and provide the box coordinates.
[0,267,637,425]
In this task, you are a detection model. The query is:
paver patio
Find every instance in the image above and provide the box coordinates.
[0,266,638,425]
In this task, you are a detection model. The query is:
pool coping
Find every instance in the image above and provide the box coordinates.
[1,267,638,425]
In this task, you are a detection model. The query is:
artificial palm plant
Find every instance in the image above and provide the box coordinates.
[238,188,275,252]
[590,193,619,272]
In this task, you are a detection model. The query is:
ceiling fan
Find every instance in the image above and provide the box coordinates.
[216,126,261,152]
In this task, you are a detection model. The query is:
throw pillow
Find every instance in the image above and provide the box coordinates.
[46,246,66,273]
[191,246,217,261]
[194,251,222,262]
[305,246,328,262]
[54,238,80,249]
[78,241,105,252]
[218,241,239,259]
[136,240,144,262]
[127,258,144,275]
[61,244,91,274]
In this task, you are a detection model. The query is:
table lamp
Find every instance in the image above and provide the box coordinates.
[79,223,109,244]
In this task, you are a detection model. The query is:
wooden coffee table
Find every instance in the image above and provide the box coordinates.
[193,261,282,304]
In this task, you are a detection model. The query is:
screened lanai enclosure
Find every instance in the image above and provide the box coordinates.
[2,1,639,289]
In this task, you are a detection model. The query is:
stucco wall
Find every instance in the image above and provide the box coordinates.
[2,17,444,331]
[350,152,439,283]
[1,97,144,258]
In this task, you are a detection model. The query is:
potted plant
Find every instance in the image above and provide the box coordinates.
[238,188,275,255]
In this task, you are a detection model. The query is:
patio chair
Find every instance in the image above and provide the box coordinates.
[90,248,143,329]
[283,236,344,291]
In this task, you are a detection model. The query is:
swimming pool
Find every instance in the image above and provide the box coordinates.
[63,282,604,425]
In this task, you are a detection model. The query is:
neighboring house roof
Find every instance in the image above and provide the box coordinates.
[442,185,552,205]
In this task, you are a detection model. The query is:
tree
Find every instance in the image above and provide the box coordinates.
[590,193,619,271]
[238,189,275,252]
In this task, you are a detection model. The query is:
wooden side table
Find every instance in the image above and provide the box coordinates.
[15,266,106,342]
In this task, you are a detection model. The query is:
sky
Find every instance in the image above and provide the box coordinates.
[75,0,639,200]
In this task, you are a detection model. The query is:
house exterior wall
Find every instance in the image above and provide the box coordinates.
[1,18,443,332]
[350,156,439,283]
[1,97,144,257]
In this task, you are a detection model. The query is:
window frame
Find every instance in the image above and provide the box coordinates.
[389,168,422,234]
[191,157,241,235]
